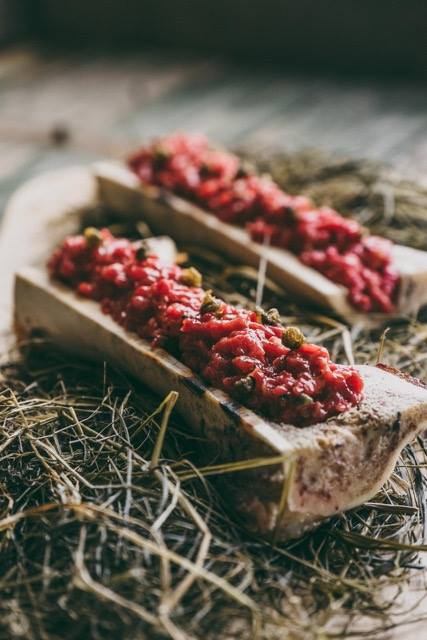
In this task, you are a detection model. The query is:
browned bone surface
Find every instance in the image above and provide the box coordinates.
[95,161,427,327]
[15,266,427,540]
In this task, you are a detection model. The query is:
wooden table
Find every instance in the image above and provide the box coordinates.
[1,43,427,224]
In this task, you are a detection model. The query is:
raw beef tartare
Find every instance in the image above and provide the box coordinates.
[129,133,399,313]
[49,228,364,426]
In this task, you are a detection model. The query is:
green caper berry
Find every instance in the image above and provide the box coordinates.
[154,145,169,158]
[255,306,281,326]
[282,326,305,350]
[84,227,102,247]
[200,290,222,315]
[180,267,202,288]
[294,393,313,405]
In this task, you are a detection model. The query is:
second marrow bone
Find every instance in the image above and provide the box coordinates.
[94,161,427,325]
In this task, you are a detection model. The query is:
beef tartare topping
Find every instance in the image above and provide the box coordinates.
[128,133,399,313]
[49,229,364,426]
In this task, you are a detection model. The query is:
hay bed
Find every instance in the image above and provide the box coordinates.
[1,150,427,639]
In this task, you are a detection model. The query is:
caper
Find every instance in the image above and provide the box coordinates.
[236,161,255,178]
[84,227,103,247]
[199,162,212,178]
[200,290,222,315]
[135,241,147,261]
[152,145,170,169]
[282,326,305,350]
[255,306,281,326]
[179,267,202,288]
[294,393,313,405]
[234,376,255,396]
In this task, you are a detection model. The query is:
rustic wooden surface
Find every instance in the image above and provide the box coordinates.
[1,43,427,227]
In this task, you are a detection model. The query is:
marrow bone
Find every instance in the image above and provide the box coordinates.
[14,267,427,540]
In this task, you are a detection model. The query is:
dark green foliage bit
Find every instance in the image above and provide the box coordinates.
[84,227,103,247]
[180,267,203,288]
[200,290,222,315]
[282,326,305,350]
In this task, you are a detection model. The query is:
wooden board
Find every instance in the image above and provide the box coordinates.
[0,166,98,345]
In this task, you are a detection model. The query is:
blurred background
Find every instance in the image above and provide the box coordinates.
[0,0,426,216]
